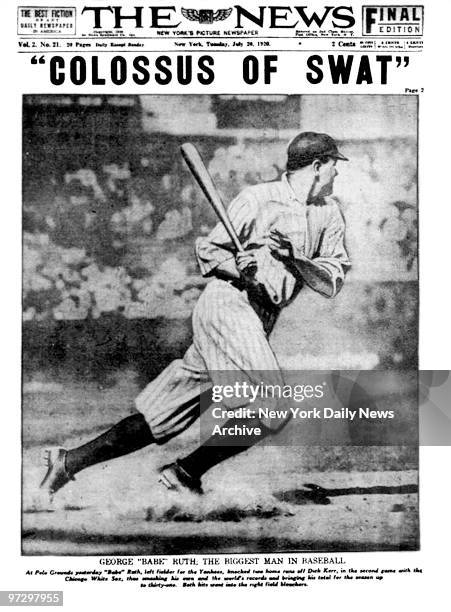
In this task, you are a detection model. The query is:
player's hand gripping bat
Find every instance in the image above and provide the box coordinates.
[180,143,244,253]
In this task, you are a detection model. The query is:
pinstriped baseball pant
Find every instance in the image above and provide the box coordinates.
[135,279,285,443]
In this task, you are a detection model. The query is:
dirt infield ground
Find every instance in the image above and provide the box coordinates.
[22,372,419,555]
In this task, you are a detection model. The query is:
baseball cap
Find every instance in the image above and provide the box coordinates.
[287,132,348,171]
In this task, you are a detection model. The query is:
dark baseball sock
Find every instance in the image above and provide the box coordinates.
[177,417,271,480]
[65,413,154,477]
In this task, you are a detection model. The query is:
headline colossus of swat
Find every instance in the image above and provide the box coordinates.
[44,55,408,85]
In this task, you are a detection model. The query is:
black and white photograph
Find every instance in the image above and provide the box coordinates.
[22,93,418,555]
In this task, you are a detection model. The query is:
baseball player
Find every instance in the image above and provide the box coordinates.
[41,132,351,499]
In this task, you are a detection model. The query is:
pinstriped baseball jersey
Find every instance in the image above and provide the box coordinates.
[135,173,350,441]
[196,172,351,306]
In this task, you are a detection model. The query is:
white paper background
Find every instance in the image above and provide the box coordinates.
[1,0,450,608]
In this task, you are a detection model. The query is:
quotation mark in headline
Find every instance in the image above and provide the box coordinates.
[396,56,409,67]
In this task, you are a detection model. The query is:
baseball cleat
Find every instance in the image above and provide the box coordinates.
[158,461,203,495]
[40,448,75,500]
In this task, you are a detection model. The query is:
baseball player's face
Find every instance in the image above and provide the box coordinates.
[316,158,338,197]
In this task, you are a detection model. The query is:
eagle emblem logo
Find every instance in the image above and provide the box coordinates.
[181,8,233,24]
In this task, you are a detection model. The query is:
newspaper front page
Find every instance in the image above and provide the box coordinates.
[1,0,450,608]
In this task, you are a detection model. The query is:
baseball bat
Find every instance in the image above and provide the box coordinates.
[180,143,244,252]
